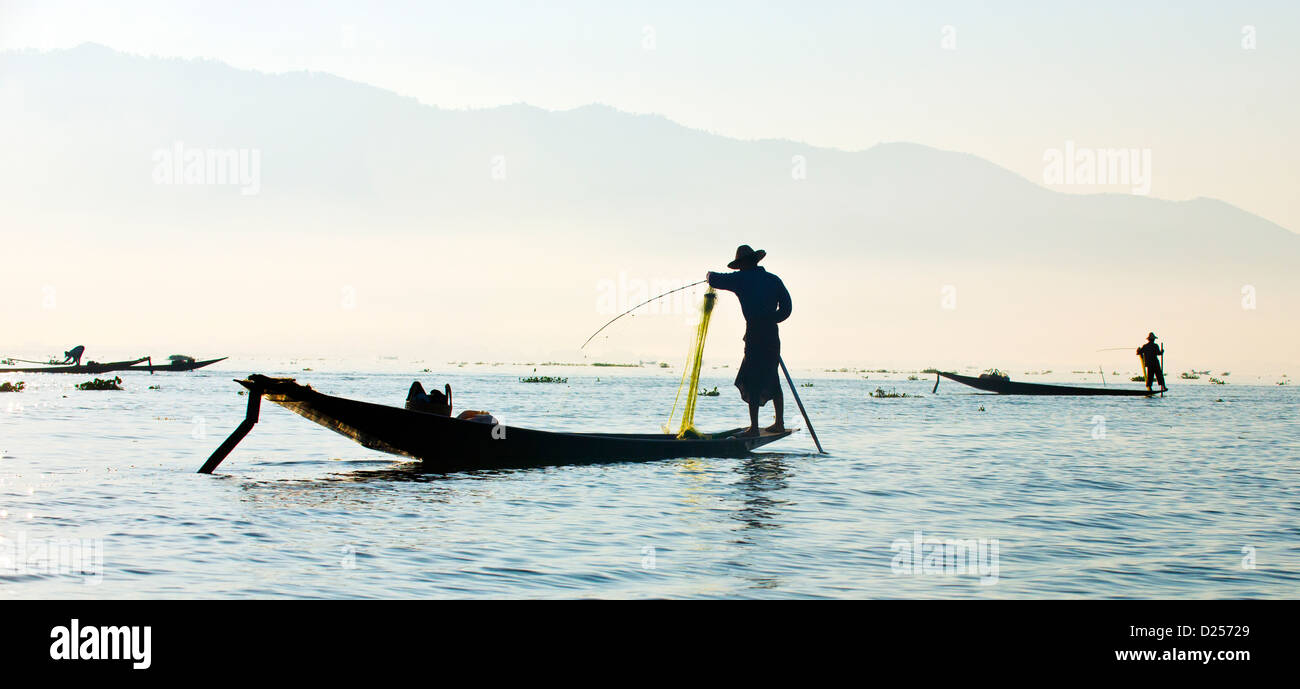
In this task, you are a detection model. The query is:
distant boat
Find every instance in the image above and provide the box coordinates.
[199,375,793,474]
[0,354,226,374]
[123,355,228,372]
[0,357,149,374]
[934,371,1162,396]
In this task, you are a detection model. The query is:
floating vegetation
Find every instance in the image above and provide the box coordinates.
[799,382,815,388]
[0,381,24,393]
[519,376,567,384]
[978,405,986,412]
[872,387,919,398]
[920,368,940,374]
[148,385,160,390]
[1180,372,1200,380]
[697,386,720,397]
[1130,375,1145,382]
[76,376,123,391]
[1208,377,1226,385]
[906,375,919,381]
[659,362,670,368]
[592,362,639,368]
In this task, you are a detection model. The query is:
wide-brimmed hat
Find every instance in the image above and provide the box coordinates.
[1147,332,1157,341]
[727,244,766,269]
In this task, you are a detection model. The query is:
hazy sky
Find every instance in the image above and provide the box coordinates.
[2,1,1297,377]
[3,0,1297,232]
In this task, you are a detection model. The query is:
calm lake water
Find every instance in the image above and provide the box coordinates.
[2,361,1297,598]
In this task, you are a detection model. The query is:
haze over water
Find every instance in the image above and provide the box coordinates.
[2,363,1296,598]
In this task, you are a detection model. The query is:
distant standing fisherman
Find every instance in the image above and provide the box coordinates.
[1136,332,1166,392]
[61,345,85,366]
[707,245,792,437]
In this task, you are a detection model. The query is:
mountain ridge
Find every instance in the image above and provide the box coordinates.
[1,43,1294,370]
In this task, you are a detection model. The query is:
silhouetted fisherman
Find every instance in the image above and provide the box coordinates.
[707,245,792,437]
[1137,332,1166,392]
[61,345,85,366]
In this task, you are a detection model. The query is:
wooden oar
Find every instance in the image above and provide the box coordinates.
[779,357,825,454]
[1160,343,1166,397]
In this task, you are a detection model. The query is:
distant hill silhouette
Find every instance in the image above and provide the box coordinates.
[1,43,1295,372]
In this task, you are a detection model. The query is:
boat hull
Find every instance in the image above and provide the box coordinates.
[239,375,794,472]
[0,357,149,374]
[122,357,228,372]
[937,371,1160,396]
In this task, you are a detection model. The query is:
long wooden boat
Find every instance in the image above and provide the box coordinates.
[198,375,794,474]
[0,357,149,374]
[123,356,228,372]
[935,371,1162,396]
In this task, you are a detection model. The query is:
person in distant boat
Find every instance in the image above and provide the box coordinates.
[1136,332,1166,392]
[707,245,792,437]
[406,381,495,422]
[60,345,85,366]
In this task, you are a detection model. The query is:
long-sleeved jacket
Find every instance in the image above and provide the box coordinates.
[707,267,792,327]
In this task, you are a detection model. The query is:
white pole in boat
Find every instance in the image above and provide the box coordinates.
[779,357,825,454]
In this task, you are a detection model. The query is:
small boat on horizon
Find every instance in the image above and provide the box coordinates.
[934,371,1164,397]
[124,355,228,372]
[0,357,150,375]
[0,354,227,374]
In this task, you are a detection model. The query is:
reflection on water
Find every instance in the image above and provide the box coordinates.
[733,455,791,533]
[1,366,1297,598]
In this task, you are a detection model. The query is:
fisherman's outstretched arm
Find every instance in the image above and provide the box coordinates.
[706,271,739,292]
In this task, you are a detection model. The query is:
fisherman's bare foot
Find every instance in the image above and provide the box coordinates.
[738,426,760,438]
[764,423,785,434]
